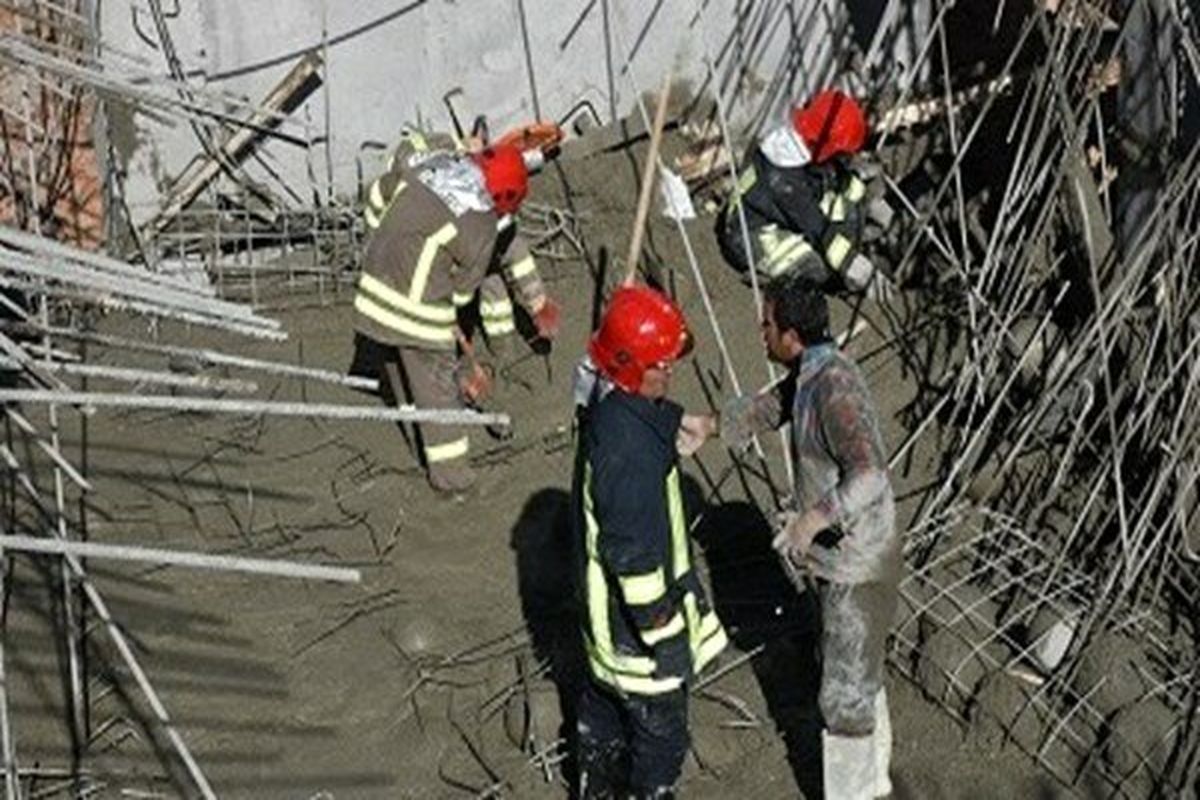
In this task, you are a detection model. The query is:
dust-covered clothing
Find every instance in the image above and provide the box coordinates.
[818,581,895,734]
[717,147,867,285]
[737,342,899,756]
[742,343,899,584]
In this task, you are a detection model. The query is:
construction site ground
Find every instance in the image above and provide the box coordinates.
[4,132,1087,799]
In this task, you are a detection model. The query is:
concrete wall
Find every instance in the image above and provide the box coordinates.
[101,0,928,222]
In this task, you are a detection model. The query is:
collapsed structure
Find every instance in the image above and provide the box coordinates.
[0,0,1196,797]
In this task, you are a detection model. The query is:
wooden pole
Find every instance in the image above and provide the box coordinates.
[623,72,673,286]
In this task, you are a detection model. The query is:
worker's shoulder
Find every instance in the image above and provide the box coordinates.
[812,350,875,398]
[587,393,680,461]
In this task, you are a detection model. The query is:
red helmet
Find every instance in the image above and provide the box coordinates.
[791,90,868,163]
[473,144,529,216]
[589,286,692,394]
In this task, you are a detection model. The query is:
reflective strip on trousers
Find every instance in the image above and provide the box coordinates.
[425,436,469,463]
[508,255,537,280]
[481,297,516,335]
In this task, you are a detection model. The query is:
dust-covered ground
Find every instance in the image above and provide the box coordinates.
[1,129,1078,798]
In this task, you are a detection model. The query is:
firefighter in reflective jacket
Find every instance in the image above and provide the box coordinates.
[572,285,728,799]
[352,134,561,494]
[717,89,878,292]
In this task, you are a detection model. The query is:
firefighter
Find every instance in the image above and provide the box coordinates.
[716,89,880,292]
[572,285,728,799]
[351,132,560,494]
[718,275,900,799]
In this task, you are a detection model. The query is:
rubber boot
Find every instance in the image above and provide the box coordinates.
[873,688,893,798]
[822,731,876,800]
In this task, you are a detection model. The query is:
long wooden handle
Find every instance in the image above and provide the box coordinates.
[623,72,674,286]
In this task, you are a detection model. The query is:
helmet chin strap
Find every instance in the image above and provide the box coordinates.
[759,123,811,168]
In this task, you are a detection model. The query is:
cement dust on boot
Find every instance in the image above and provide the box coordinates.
[822,731,876,800]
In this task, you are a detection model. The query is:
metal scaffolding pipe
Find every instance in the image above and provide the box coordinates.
[1,321,378,392]
[0,389,510,427]
[0,534,361,584]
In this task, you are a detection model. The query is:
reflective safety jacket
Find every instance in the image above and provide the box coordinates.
[355,133,544,350]
[718,147,867,282]
[572,391,728,696]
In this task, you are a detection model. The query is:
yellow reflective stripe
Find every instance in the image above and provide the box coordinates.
[762,235,815,275]
[827,233,853,269]
[666,467,688,580]
[583,464,661,681]
[819,190,836,217]
[727,166,758,211]
[410,222,458,302]
[508,255,537,280]
[425,436,469,463]
[846,175,866,201]
[641,612,685,645]
[409,132,429,153]
[369,180,387,210]
[480,299,514,319]
[483,319,516,335]
[830,197,849,222]
[619,568,668,605]
[452,292,475,307]
[585,640,681,695]
[353,295,456,343]
[366,178,407,227]
[359,274,456,323]
[694,610,728,672]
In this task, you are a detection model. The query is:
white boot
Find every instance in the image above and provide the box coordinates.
[822,731,876,800]
[873,688,893,798]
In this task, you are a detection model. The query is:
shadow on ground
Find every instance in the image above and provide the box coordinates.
[692,494,825,799]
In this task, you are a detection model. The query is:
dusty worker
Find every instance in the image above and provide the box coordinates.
[350,131,561,494]
[716,89,882,293]
[720,275,899,800]
[572,285,728,799]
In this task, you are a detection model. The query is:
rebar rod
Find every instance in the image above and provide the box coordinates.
[0,357,259,394]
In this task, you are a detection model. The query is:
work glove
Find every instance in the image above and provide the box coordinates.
[456,360,495,406]
[719,394,758,454]
[531,296,562,341]
[676,413,717,457]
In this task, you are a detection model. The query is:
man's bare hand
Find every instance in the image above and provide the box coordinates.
[677,413,717,457]
[771,507,831,566]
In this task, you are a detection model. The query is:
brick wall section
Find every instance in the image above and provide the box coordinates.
[0,5,105,249]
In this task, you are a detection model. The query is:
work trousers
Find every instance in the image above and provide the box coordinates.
[349,333,474,492]
[577,679,688,799]
[817,579,896,735]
